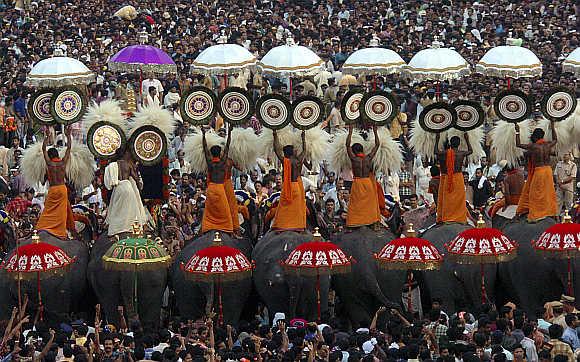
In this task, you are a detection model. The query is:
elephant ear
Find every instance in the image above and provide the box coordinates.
[371,126,403,175]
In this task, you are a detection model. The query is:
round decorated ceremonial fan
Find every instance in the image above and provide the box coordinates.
[360,90,399,127]
[256,94,291,130]
[418,102,457,133]
[341,88,365,125]
[540,87,577,122]
[494,90,532,123]
[217,87,254,125]
[50,86,88,125]
[180,86,217,125]
[452,100,485,131]
[291,96,324,130]
[28,89,55,125]
[128,125,167,166]
[87,121,127,160]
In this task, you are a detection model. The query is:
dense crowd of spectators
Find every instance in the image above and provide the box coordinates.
[0,0,579,361]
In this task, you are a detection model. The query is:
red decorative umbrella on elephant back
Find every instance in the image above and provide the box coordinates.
[375,224,443,312]
[1,230,75,320]
[181,232,253,325]
[282,228,352,321]
[445,215,518,303]
[533,210,580,296]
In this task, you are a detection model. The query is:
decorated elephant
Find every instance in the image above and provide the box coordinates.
[170,231,253,325]
[420,223,499,313]
[87,233,168,331]
[331,227,405,329]
[497,217,565,315]
[0,231,89,323]
[253,231,330,321]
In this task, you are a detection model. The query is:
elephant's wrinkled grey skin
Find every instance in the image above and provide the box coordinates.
[253,231,329,321]
[87,233,167,331]
[171,231,253,326]
[498,217,564,315]
[420,223,498,313]
[331,227,405,329]
[0,231,89,323]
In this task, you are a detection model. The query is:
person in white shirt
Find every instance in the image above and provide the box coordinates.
[141,76,164,100]
[143,86,160,107]
[163,86,181,108]
[82,178,103,213]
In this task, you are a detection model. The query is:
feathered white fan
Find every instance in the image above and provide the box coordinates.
[21,140,95,189]
[444,127,485,164]
[82,99,128,134]
[183,129,224,174]
[409,117,439,160]
[129,104,176,137]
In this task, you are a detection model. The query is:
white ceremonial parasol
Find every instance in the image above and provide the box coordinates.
[476,42,542,79]
[257,38,323,77]
[342,37,406,76]
[27,55,95,88]
[191,35,257,75]
[404,40,470,82]
[562,48,580,77]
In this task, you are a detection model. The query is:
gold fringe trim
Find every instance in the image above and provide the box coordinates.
[182,269,252,282]
[475,63,542,78]
[282,264,352,276]
[107,61,177,75]
[376,260,442,271]
[534,249,580,259]
[446,251,517,265]
[4,263,74,281]
[102,257,171,271]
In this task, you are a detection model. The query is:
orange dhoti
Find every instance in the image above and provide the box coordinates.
[224,179,240,231]
[202,182,233,233]
[272,180,306,231]
[517,165,557,221]
[436,173,467,223]
[35,184,75,239]
[347,177,381,227]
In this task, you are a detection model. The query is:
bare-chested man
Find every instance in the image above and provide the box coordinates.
[104,149,148,236]
[35,127,76,239]
[434,133,472,223]
[514,122,558,221]
[201,125,234,234]
[271,129,307,231]
[345,125,381,227]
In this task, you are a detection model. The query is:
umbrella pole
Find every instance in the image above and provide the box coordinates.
[139,68,143,99]
[37,271,43,321]
[436,81,441,101]
[506,77,511,90]
[290,77,293,101]
[373,74,376,91]
[17,237,21,312]
[568,256,573,296]
[480,263,487,304]
[134,270,139,317]
[407,271,413,313]
[316,270,321,322]
[223,71,228,89]
[218,277,223,326]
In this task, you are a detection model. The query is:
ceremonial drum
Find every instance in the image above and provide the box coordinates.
[28,89,55,125]
[451,100,484,131]
[341,88,365,125]
[540,87,577,122]
[291,96,324,130]
[255,94,291,130]
[50,86,88,125]
[418,102,457,133]
[128,125,167,166]
[87,121,127,160]
[217,87,254,125]
[494,90,532,123]
[360,90,399,127]
[180,86,217,125]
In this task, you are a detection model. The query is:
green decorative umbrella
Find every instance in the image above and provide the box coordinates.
[102,223,171,314]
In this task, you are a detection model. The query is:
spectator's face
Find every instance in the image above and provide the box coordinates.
[513,347,524,361]
[275,175,282,188]
[325,201,335,214]
[104,339,113,354]
[178,150,185,160]
[409,196,418,209]
[476,170,483,179]
[563,154,570,163]
[182,175,189,185]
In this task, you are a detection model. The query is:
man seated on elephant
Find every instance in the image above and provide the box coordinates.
[35,126,76,239]
[514,122,558,221]
[434,133,472,224]
[200,126,234,234]
[271,129,307,231]
[345,125,381,228]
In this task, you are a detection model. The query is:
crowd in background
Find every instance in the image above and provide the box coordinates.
[0,0,579,361]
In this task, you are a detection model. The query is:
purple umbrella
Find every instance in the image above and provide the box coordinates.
[108,45,176,75]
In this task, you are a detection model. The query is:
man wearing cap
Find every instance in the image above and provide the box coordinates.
[553,295,579,328]
[555,153,577,213]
